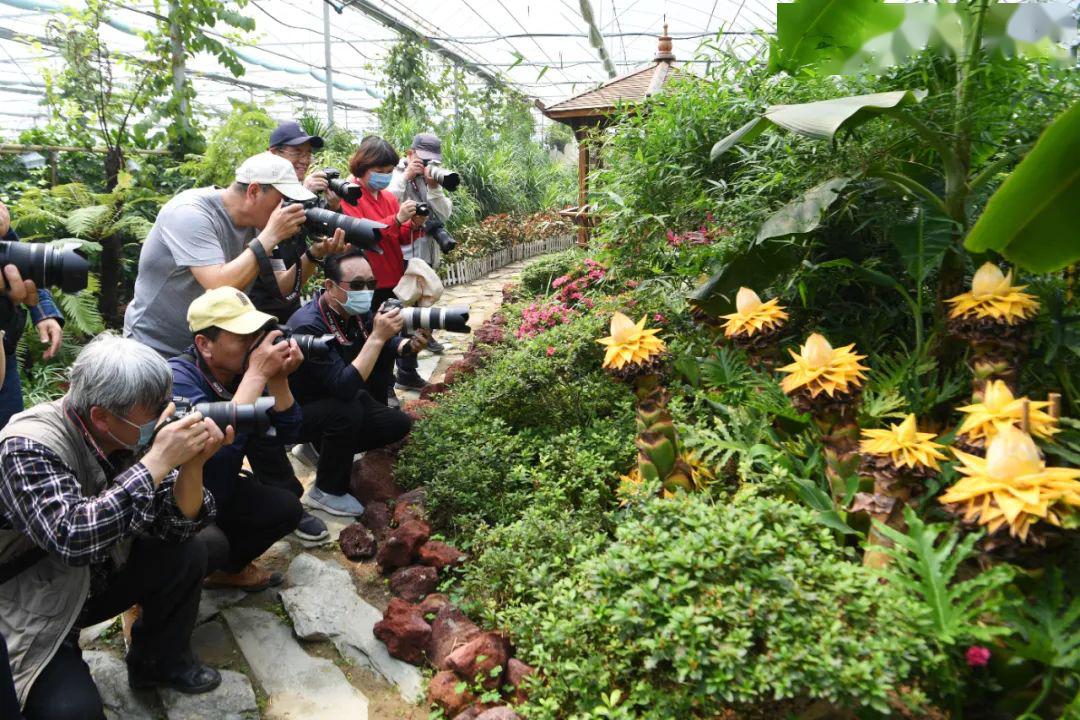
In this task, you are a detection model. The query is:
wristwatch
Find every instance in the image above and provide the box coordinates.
[304,247,324,265]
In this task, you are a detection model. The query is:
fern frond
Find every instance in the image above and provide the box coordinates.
[53,274,104,336]
[65,205,114,238]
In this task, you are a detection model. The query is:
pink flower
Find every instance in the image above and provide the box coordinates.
[653,313,667,324]
[625,280,640,289]
[552,275,570,289]
[546,346,556,357]
[966,646,991,668]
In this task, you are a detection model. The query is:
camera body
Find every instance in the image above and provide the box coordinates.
[283,197,385,252]
[271,324,335,359]
[415,202,431,217]
[171,396,277,437]
[419,159,461,192]
[322,168,362,204]
[0,240,90,293]
[380,298,471,334]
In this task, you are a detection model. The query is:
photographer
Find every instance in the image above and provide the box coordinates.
[0,334,226,718]
[254,121,348,323]
[124,151,319,358]
[169,288,304,591]
[286,249,421,517]
[0,200,65,429]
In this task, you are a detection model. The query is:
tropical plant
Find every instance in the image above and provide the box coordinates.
[179,100,277,187]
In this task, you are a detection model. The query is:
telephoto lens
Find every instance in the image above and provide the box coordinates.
[381,299,471,334]
[272,324,335,360]
[322,168,362,204]
[423,218,457,253]
[422,161,461,192]
[302,206,386,252]
[0,240,90,293]
[171,396,277,437]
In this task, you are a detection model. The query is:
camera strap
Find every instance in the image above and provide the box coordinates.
[64,402,116,474]
[188,351,234,400]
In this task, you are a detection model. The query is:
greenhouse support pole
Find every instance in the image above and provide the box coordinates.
[168,3,188,135]
[323,1,335,127]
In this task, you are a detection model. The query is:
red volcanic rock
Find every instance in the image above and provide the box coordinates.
[417,593,450,619]
[418,541,466,570]
[349,450,401,503]
[376,519,431,571]
[372,598,430,665]
[475,708,520,720]
[419,382,449,400]
[428,670,474,716]
[389,565,438,602]
[360,501,391,534]
[446,631,510,689]
[505,658,536,704]
[338,523,376,560]
[428,605,481,670]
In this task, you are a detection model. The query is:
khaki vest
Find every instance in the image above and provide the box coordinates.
[0,399,115,707]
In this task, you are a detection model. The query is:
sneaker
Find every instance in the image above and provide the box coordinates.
[426,337,445,354]
[303,486,365,517]
[291,442,319,468]
[204,563,284,593]
[294,510,330,542]
[387,386,400,408]
[395,370,428,391]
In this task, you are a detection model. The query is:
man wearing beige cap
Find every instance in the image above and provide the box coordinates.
[125,151,328,358]
[169,287,305,591]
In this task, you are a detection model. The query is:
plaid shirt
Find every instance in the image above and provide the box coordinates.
[0,436,215,570]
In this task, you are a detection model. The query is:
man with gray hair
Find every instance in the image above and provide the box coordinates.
[0,333,229,719]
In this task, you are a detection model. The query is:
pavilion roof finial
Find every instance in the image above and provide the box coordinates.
[655,18,675,63]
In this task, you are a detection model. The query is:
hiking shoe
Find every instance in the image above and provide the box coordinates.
[128,658,221,694]
[303,486,365,517]
[204,563,284,593]
[395,371,428,391]
[291,442,319,468]
[294,511,330,542]
[426,337,445,354]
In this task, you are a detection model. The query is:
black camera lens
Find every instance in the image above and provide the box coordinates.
[423,219,456,254]
[327,178,362,204]
[272,324,335,360]
[415,202,430,217]
[171,396,276,437]
[0,240,90,293]
[302,207,385,252]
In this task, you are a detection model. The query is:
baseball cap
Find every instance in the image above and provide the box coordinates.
[235,152,316,202]
[269,120,325,150]
[188,287,276,335]
[410,132,442,162]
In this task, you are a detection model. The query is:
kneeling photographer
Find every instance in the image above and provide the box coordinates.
[169,288,304,592]
[0,334,226,717]
[285,249,420,517]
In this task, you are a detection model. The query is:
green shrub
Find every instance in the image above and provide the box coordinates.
[519,496,940,718]
[518,248,585,297]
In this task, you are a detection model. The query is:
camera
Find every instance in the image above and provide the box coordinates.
[271,324,335,359]
[420,159,461,192]
[415,202,430,217]
[171,396,277,437]
[322,169,362,204]
[0,240,90,293]
[284,198,385,252]
[381,298,471,334]
[423,218,457,254]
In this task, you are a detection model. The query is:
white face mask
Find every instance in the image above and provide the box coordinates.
[106,409,158,451]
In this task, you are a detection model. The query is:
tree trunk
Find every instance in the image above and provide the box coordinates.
[99,147,125,327]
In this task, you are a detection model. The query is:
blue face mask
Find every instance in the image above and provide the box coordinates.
[342,289,374,316]
[108,410,158,451]
[367,172,392,191]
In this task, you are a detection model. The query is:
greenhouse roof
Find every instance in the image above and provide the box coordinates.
[0,0,775,139]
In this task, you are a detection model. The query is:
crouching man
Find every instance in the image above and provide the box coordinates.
[0,334,227,719]
[170,287,304,591]
[286,249,421,517]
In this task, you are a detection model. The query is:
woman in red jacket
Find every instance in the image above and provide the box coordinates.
[340,135,421,300]
[339,135,423,399]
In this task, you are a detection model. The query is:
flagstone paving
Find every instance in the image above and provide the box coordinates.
[79,255,546,718]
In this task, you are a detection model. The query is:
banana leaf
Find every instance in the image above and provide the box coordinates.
[757,176,851,242]
[688,239,803,317]
[710,90,926,160]
[964,101,1080,273]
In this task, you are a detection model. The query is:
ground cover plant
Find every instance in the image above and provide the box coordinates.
[393,6,1080,717]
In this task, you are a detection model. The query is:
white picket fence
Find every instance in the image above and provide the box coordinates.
[439,234,575,288]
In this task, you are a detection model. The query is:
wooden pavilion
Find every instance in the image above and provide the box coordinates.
[540,24,681,245]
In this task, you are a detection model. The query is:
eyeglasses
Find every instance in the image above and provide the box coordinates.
[279,147,313,161]
[338,279,377,291]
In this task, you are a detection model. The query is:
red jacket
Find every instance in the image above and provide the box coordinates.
[340,185,419,288]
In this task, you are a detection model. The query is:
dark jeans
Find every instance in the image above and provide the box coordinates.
[23,535,208,720]
[0,352,24,431]
[198,472,301,574]
[297,392,412,496]
[246,436,303,498]
[372,288,401,396]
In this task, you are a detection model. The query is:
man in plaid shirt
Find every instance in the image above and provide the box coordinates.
[0,334,230,719]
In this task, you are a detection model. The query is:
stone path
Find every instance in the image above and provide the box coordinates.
[80,255,546,719]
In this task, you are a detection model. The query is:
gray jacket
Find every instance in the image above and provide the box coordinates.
[0,401,123,706]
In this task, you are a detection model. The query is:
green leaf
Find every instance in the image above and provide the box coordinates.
[1003,567,1080,671]
[687,240,803,317]
[964,101,1080,273]
[711,90,926,161]
[789,477,860,536]
[888,207,956,284]
[770,0,906,76]
[757,176,851,242]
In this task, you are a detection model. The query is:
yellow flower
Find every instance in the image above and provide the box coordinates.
[683,450,717,491]
[941,425,1080,541]
[598,312,666,371]
[956,380,1058,442]
[721,287,789,338]
[946,262,1040,324]
[779,333,868,398]
[860,414,948,471]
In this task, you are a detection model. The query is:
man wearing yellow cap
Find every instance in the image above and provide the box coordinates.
[168,287,305,591]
